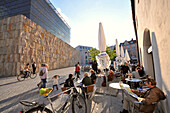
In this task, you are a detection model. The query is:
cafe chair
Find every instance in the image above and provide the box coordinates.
[84,84,96,100]
[128,100,163,113]
[61,87,69,94]
[121,76,127,83]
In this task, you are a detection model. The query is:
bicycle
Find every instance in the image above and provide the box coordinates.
[19,85,87,113]
[17,70,37,81]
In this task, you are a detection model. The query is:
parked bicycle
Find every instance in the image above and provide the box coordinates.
[19,84,87,113]
[17,70,37,81]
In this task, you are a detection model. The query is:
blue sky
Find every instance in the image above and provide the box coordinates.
[50,0,135,49]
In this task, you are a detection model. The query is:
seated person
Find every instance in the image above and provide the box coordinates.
[90,69,97,84]
[25,63,31,77]
[81,72,92,92]
[137,65,144,77]
[64,74,74,87]
[110,65,115,71]
[120,78,166,113]
[82,72,92,86]
[131,67,140,79]
[107,70,115,82]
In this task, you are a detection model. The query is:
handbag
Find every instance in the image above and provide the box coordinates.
[102,76,106,87]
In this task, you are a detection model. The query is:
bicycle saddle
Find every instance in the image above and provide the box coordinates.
[39,87,53,95]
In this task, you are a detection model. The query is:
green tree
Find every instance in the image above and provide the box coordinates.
[88,48,100,61]
[106,46,114,59]
[88,47,116,61]
[113,50,117,60]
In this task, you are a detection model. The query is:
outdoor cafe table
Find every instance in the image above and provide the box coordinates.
[109,83,130,102]
[125,78,142,89]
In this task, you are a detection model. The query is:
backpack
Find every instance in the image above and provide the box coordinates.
[39,70,44,76]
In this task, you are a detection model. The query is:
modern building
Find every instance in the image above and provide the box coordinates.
[131,0,170,112]
[0,0,70,44]
[75,45,93,66]
[120,38,138,63]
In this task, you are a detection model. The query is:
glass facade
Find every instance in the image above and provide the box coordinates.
[0,0,70,44]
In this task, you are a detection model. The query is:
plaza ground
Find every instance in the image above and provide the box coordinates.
[0,67,123,113]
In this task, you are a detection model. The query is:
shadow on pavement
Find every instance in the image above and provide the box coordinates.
[0,87,39,112]
[0,81,19,87]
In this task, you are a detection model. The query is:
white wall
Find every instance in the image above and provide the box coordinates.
[135,0,170,112]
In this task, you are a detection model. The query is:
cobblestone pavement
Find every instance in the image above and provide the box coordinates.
[0,67,123,113]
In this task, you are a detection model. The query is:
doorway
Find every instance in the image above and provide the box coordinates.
[143,29,155,79]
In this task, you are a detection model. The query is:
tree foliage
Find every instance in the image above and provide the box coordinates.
[88,47,116,61]
[88,48,100,61]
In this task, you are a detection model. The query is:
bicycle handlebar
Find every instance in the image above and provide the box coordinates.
[20,100,38,107]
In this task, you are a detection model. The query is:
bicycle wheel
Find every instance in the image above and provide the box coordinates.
[17,74,25,81]
[26,106,52,113]
[72,94,87,113]
[30,73,37,79]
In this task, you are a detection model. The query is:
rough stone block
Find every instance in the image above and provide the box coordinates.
[0,63,5,76]
[0,47,4,55]
[4,63,12,75]
[10,16,15,23]
[0,55,5,63]
[0,40,5,47]
[16,62,21,75]
[12,62,16,76]
[3,32,8,39]
[17,46,23,54]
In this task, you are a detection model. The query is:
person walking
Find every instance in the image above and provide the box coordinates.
[32,62,36,74]
[75,62,80,80]
[40,64,48,88]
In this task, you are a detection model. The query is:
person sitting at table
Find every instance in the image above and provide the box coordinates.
[120,78,166,113]
[81,72,92,98]
[107,70,115,82]
[64,74,74,87]
[131,67,140,79]
[82,72,92,87]
[90,69,97,84]
[137,65,145,77]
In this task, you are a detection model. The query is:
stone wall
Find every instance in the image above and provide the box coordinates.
[0,15,80,76]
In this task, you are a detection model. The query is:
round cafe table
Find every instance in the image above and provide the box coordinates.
[125,78,142,89]
[109,83,130,103]
[109,83,130,90]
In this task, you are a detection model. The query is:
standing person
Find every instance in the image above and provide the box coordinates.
[90,69,97,84]
[121,62,130,77]
[52,75,59,90]
[40,64,48,88]
[32,62,36,74]
[92,60,98,74]
[75,62,80,80]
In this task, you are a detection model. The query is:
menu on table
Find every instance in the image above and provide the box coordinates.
[124,87,139,99]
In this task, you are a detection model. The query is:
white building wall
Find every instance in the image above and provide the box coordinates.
[135,0,170,112]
